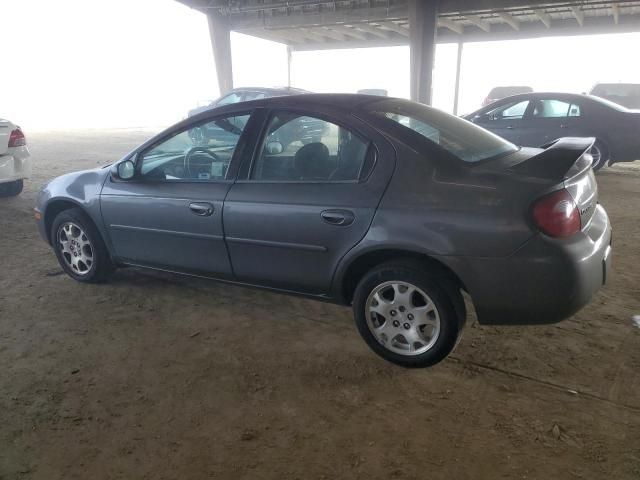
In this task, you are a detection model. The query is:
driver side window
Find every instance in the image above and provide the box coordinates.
[139,114,250,182]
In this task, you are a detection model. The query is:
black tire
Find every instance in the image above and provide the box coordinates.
[0,179,23,197]
[590,140,610,171]
[51,207,115,283]
[353,260,464,368]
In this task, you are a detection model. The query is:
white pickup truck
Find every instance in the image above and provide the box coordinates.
[0,118,30,197]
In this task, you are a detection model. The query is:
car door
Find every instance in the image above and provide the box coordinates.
[471,99,531,144]
[223,109,394,294]
[100,111,255,277]
[518,98,583,147]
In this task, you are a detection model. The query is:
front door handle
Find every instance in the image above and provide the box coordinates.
[189,202,214,216]
[506,125,514,129]
[321,209,354,226]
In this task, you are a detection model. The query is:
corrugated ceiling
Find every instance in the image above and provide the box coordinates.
[176,1,640,49]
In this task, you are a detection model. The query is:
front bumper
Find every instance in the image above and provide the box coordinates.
[0,147,31,184]
[452,204,612,325]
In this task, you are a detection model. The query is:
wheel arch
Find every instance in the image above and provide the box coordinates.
[337,248,468,303]
[43,198,85,244]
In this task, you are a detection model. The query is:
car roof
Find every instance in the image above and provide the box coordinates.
[198,93,390,118]
[482,91,618,106]
[489,86,533,93]
[469,91,630,116]
[226,86,309,95]
[498,91,583,101]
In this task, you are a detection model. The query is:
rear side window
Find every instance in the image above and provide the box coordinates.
[251,112,369,182]
[532,99,581,118]
[369,99,518,163]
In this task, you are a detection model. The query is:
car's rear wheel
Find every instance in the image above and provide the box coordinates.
[590,140,609,171]
[51,208,115,283]
[353,261,463,367]
[0,179,24,197]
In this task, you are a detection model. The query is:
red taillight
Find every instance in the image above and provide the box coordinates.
[532,189,581,238]
[8,128,26,147]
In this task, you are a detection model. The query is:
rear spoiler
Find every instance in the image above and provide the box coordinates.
[509,137,595,180]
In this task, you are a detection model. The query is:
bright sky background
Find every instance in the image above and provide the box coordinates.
[2,0,640,130]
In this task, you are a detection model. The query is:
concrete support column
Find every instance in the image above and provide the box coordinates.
[409,0,439,104]
[453,41,463,115]
[207,13,234,95]
[287,45,293,88]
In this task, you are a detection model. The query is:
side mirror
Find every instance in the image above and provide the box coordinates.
[113,160,135,180]
[266,141,284,155]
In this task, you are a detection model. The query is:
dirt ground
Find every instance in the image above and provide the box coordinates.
[1,129,639,480]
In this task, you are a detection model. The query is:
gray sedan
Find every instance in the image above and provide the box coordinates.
[35,95,612,367]
[466,92,640,170]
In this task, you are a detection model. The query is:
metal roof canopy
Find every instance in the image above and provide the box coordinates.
[176,0,640,107]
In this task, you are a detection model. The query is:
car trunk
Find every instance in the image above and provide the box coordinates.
[483,137,599,229]
[509,137,598,227]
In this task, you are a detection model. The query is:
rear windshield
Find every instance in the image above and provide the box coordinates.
[367,99,518,163]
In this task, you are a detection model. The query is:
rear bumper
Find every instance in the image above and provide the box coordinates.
[0,147,31,183]
[453,204,612,325]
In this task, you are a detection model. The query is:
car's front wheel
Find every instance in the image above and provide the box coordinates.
[0,179,24,197]
[51,208,115,283]
[353,261,463,368]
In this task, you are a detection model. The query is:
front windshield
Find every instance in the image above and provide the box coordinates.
[366,99,518,163]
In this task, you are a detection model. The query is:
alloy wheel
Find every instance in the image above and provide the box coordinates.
[58,222,94,275]
[365,281,441,356]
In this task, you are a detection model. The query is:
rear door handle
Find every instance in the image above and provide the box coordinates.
[506,125,514,129]
[189,202,214,216]
[321,209,354,226]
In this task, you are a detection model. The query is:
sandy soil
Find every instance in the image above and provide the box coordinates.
[1,129,639,479]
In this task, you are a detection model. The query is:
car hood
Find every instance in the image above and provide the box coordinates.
[37,166,110,210]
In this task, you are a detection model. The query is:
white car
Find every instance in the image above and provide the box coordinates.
[0,118,30,197]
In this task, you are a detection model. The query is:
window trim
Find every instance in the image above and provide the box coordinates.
[132,110,254,184]
[239,108,375,184]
